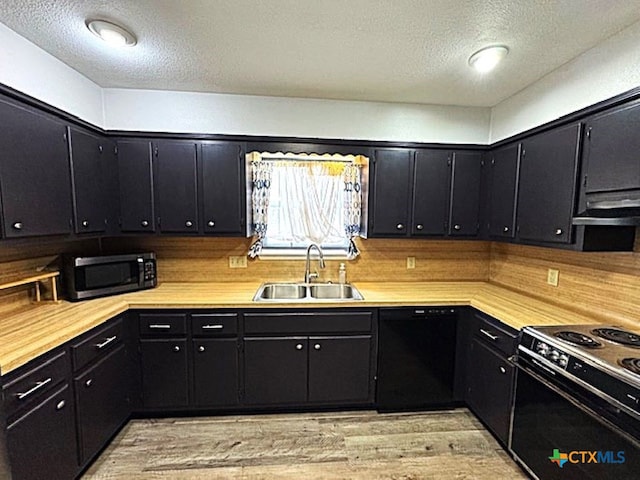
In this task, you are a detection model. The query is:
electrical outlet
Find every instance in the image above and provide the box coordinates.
[406,256,416,269]
[547,268,559,287]
[229,256,248,268]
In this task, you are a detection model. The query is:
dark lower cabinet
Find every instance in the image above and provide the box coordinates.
[6,384,78,480]
[466,338,515,445]
[140,339,189,408]
[243,337,308,405]
[308,335,372,403]
[74,344,130,465]
[192,338,239,407]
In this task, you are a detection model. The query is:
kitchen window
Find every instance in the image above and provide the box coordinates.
[246,152,368,258]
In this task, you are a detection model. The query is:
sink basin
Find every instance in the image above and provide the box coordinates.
[253,282,363,302]
[255,283,307,300]
[309,284,363,300]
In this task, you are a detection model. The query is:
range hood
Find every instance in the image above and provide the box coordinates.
[572,191,640,226]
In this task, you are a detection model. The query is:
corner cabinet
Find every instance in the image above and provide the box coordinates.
[517,123,581,244]
[0,97,73,238]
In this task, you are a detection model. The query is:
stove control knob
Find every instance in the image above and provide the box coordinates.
[558,355,569,368]
[549,350,560,362]
[536,342,549,356]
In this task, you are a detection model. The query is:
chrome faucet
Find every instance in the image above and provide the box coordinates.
[304,243,325,283]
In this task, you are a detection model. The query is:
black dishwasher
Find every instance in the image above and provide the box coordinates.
[376,307,458,411]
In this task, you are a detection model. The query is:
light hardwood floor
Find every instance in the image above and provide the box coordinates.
[83,409,528,479]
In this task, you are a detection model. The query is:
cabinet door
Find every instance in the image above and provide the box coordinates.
[466,338,515,445]
[69,127,108,234]
[117,139,155,232]
[412,149,450,235]
[518,124,581,244]
[7,384,78,480]
[75,345,130,464]
[583,102,640,194]
[371,149,413,236]
[140,339,189,408]
[243,337,308,405]
[488,144,520,239]
[192,338,239,407]
[201,142,245,234]
[103,138,121,236]
[308,335,372,404]
[154,140,198,233]
[0,98,72,238]
[449,151,483,236]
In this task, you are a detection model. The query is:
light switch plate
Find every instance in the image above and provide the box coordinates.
[229,256,248,268]
[547,268,559,286]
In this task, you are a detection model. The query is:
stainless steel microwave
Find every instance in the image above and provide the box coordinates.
[63,252,157,301]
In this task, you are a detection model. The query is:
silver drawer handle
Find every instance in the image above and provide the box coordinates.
[479,329,499,341]
[16,377,52,400]
[202,324,224,330]
[149,324,171,329]
[95,335,117,349]
[56,400,66,410]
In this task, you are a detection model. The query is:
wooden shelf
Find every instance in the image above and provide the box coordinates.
[0,271,60,303]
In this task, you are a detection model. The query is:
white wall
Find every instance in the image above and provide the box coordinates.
[490,20,640,142]
[103,88,491,144]
[0,22,104,126]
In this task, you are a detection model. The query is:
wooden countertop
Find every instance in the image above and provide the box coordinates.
[0,281,633,375]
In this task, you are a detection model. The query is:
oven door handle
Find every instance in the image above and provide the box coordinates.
[529,357,557,377]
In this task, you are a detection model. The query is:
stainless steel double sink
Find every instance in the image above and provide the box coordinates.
[253,282,364,302]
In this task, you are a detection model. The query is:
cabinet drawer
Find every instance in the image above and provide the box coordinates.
[72,317,124,371]
[244,311,373,335]
[192,313,238,336]
[139,313,187,336]
[3,351,69,416]
[472,312,517,356]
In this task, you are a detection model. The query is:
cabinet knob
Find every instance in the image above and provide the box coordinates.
[56,400,66,410]
[555,228,563,236]
[416,224,424,231]
[295,343,303,350]
[12,222,23,230]
[499,366,507,374]
[141,220,149,227]
[396,223,405,230]
[207,220,215,227]
[185,220,193,228]
[503,226,509,233]
[453,224,461,231]
[85,379,93,388]
[314,343,321,350]
[198,345,205,352]
[82,220,89,228]
[173,345,180,352]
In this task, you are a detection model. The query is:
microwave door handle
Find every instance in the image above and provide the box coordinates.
[138,258,145,286]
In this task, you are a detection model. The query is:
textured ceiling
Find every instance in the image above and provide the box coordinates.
[1,1,640,107]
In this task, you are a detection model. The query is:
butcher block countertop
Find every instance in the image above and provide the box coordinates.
[0,281,634,375]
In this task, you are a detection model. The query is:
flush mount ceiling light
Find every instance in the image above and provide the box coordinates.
[86,19,137,47]
[468,45,509,73]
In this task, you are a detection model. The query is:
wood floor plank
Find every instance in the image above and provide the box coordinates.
[82,409,528,479]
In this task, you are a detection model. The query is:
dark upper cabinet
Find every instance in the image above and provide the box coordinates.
[117,139,155,232]
[102,138,121,236]
[412,149,450,236]
[487,144,520,239]
[370,149,413,236]
[154,140,198,233]
[200,142,245,234]
[0,98,73,238]
[582,101,640,194]
[449,151,483,236]
[518,123,581,244]
[68,127,108,234]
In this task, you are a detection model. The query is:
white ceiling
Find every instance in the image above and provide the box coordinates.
[1,1,640,107]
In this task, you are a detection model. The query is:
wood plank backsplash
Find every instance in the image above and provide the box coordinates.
[101,237,491,283]
[489,230,640,326]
